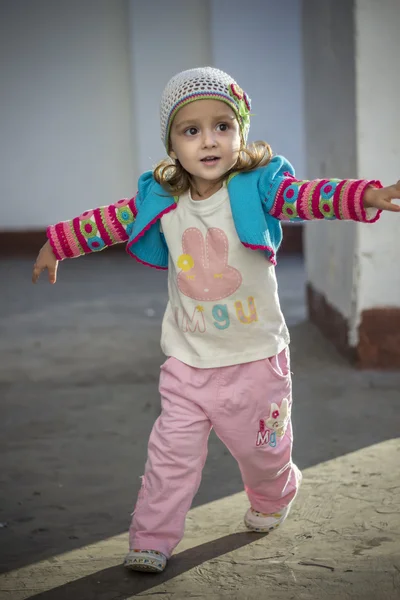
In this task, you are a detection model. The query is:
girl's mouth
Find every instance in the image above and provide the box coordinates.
[201,157,220,166]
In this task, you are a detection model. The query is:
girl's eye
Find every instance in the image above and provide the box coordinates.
[184,127,198,136]
[217,123,229,132]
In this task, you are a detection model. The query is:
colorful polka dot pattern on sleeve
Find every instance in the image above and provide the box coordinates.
[269,175,383,223]
[47,196,137,260]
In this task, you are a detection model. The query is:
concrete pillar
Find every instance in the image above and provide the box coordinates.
[303,0,400,368]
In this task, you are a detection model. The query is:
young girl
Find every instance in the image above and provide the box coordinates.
[32,67,400,573]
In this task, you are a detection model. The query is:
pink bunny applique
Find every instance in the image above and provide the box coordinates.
[177,227,242,301]
[264,398,290,438]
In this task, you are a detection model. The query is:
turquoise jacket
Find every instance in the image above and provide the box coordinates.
[126,155,295,268]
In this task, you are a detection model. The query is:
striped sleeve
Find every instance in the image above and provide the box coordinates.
[268,175,383,223]
[47,195,137,260]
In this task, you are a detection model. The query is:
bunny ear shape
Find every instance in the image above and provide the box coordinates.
[205,228,229,269]
[266,400,289,422]
[181,228,206,269]
[280,398,289,419]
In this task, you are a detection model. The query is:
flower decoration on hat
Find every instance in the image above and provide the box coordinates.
[228,83,251,131]
[229,83,244,100]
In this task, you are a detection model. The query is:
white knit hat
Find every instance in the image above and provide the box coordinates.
[160,66,252,150]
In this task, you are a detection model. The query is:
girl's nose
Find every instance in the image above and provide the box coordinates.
[201,130,217,147]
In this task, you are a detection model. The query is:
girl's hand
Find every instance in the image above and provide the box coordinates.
[32,241,59,284]
[363,181,400,212]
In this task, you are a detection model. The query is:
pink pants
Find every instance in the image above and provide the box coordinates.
[129,349,301,557]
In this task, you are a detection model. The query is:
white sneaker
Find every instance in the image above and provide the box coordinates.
[124,549,167,573]
[244,505,290,532]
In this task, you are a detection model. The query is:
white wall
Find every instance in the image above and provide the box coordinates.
[303,0,400,347]
[211,0,305,177]
[355,0,400,313]
[0,0,135,230]
[129,0,211,175]
[302,0,358,322]
[0,0,306,229]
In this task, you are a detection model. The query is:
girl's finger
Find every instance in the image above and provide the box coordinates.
[382,200,400,212]
[32,265,43,284]
[387,182,400,198]
[48,264,58,284]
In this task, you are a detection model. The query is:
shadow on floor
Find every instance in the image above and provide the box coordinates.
[26,532,266,600]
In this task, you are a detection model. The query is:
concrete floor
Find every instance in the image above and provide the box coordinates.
[1,438,399,600]
[0,252,399,596]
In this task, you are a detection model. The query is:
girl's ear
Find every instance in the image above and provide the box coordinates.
[169,148,177,160]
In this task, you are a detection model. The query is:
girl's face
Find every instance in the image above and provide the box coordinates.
[169,99,241,198]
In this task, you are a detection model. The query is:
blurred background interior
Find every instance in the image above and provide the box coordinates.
[0,0,399,576]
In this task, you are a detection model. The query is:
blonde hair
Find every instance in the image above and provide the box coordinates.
[153,141,273,198]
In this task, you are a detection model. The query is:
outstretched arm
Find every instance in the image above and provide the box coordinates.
[46,196,137,260]
[32,195,137,284]
[260,156,399,223]
[268,173,383,223]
